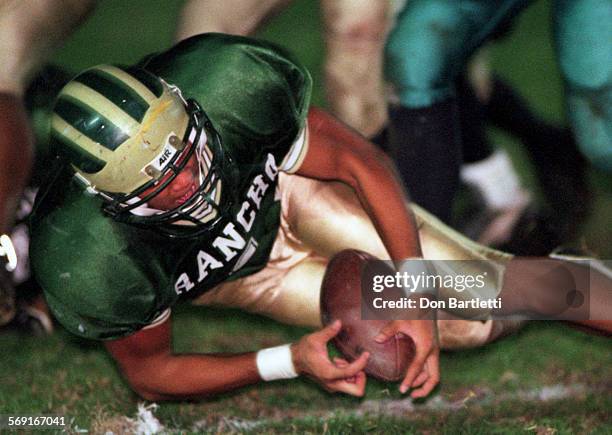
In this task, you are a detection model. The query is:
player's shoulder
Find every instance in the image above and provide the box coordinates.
[29,163,168,286]
[29,164,115,253]
[30,177,176,340]
[31,225,172,342]
[145,32,311,98]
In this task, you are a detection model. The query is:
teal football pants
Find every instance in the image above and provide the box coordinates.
[386,0,612,172]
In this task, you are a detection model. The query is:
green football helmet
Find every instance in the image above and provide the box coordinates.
[51,65,235,236]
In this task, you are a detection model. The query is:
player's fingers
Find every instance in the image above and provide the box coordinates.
[355,370,366,384]
[352,371,367,395]
[410,373,439,398]
[411,370,429,388]
[411,354,440,398]
[333,358,355,380]
[399,353,427,394]
[316,320,342,342]
[333,357,349,367]
[330,381,365,396]
[325,351,369,380]
[374,321,398,343]
[328,372,367,396]
[334,358,359,383]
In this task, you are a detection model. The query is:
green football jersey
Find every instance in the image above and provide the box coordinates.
[30,34,312,340]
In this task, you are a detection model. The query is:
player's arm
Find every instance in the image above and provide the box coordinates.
[104,316,368,400]
[297,107,439,398]
[298,107,421,260]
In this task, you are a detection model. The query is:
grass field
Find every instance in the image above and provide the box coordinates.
[1,0,611,433]
[3,306,611,433]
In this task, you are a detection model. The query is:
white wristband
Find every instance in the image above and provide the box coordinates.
[256,344,299,381]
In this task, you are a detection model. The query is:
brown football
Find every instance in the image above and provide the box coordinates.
[320,249,416,382]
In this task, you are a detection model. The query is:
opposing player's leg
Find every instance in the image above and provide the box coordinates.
[501,254,612,330]
[320,0,392,139]
[175,0,291,41]
[384,0,530,221]
[459,32,591,251]
[0,0,96,95]
[0,1,94,331]
[0,94,32,233]
[0,249,16,325]
[457,61,534,249]
[413,204,612,333]
[553,0,612,173]
[0,0,96,232]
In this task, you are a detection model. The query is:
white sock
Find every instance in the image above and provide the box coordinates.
[461,150,529,210]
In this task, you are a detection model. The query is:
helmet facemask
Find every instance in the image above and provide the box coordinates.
[99,100,231,236]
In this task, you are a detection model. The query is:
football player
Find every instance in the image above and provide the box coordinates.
[30,34,611,401]
[385,0,611,222]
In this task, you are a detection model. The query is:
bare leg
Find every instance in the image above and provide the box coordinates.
[175,0,291,41]
[0,0,96,94]
[500,257,612,333]
[321,0,391,137]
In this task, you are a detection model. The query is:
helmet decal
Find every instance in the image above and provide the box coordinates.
[141,132,185,178]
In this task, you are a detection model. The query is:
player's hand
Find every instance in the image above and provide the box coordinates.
[292,320,369,396]
[375,319,439,398]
